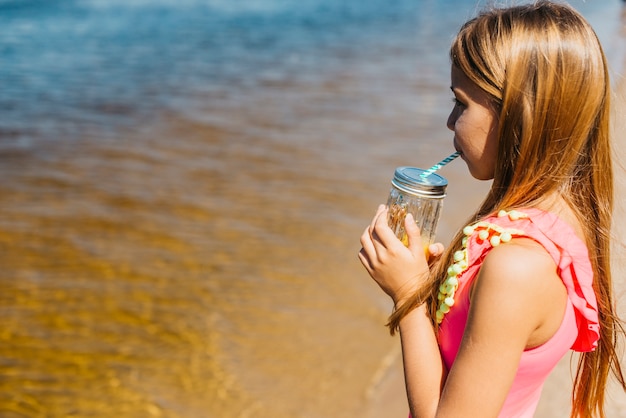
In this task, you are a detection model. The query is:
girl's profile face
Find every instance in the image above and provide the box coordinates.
[447,66,499,181]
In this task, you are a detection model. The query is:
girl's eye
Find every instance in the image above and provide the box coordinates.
[452,98,464,107]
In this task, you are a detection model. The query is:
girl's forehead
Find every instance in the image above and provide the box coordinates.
[450,67,476,93]
[450,66,471,86]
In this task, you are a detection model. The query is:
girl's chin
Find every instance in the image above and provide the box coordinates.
[470,172,495,181]
[467,165,494,181]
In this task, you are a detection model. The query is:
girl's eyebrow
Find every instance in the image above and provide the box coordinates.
[450,86,467,97]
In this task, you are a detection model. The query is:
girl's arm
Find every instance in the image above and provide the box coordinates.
[359,205,448,414]
[397,305,446,417]
[359,206,567,417]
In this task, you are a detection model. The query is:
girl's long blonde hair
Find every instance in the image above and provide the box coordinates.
[388,2,625,416]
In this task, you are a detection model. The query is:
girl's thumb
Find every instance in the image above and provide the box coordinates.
[404,213,424,256]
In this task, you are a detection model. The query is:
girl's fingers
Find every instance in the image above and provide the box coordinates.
[426,242,445,265]
[428,243,445,258]
[404,213,423,255]
[360,226,374,255]
[357,247,373,275]
[369,204,386,233]
[360,212,391,273]
[370,206,399,247]
[359,226,378,276]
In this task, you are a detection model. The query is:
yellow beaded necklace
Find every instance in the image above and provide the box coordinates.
[436,210,528,324]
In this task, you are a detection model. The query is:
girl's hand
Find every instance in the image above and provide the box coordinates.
[426,242,445,266]
[358,205,435,305]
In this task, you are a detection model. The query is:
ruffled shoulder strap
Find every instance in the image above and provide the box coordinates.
[458,208,599,352]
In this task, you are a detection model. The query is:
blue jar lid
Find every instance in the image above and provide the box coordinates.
[391,166,448,198]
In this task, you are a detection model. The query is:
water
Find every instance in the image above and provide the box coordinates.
[1,1,624,417]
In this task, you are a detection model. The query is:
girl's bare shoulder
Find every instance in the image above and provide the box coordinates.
[470,236,567,343]
[476,237,559,296]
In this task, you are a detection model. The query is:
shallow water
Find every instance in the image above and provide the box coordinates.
[1,1,624,416]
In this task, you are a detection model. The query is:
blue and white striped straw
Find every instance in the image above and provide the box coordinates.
[420,151,460,179]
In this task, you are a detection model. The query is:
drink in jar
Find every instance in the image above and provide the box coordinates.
[387,166,448,248]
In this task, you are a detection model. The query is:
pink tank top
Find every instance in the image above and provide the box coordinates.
[438,208,599,417]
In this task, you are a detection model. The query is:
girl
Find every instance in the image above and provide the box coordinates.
[358,2,625,417]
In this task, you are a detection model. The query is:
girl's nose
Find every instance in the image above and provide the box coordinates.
[446,109,457,131]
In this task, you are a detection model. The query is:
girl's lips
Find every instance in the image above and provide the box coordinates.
[452,138,460,153]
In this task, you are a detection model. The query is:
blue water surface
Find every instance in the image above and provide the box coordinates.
[0,0,622,145]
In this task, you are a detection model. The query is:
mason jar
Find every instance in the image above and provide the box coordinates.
[386,166,448,247]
